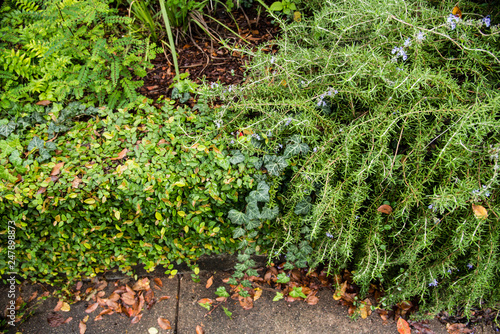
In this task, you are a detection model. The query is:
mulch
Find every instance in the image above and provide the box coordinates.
[136,3,281,102]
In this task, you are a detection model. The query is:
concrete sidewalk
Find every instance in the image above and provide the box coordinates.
[0,270,494,334]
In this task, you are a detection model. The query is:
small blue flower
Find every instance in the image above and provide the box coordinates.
[285,118,292,126]
[279,144,283,148]
[326,232,334,239]
[447,14,459,30]
[467,263,473,269]
[392,46,401,54]
[313,147,317,152]
[398,49,408,61]
[416,32,425,42]
[485,191,491,197]
[270,56,275,64]
[397,67,403,71]
[210,82,219,89]
[404,38,412,47]
[447,269,452,274]
[230,139,234,144]
[483,15,491,28]
[428,204,434,209]
[429,279,438,287]
[267,130,272,136]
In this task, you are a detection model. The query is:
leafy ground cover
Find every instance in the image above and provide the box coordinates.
[1,0,500,332]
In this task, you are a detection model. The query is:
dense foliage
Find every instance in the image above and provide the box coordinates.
[0,0,499,319]
[212,0,500,314]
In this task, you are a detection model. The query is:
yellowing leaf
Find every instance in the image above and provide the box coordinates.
[254,288,263,301]
[60,302,71,312]
[155,212,163,220]
[472,204,488,219]
[178,211,186,217]
[293,11,302,22]
[103,132,114,140]
[333,281,347,300]
[184,225,189,233]
[114,210,120,220]
[84,198,95,205]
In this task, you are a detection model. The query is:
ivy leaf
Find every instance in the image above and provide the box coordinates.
[27,136,44,151]
[284,142,309,158]
[294,197,312,215]
[215,287,230,298]
[253,158,263,170]
[264,155,288,176]
[0,122,16,138]
[37,148,52,162]
[246,202,261,220]
[233,227,245,239]
[269,1,283,11]
[276,273,290,284]
[289,287,307,299]
[261,205,279,220]
[246,219,261,230]
[273,292,284,301]
[229,150,245,165]
[253,181,270,202]
[228,209,248,225]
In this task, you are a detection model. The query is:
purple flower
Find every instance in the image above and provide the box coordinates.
[326,232,333,239]
[447,269,452,274]
[416,32,425,42]
[392,46,401,55]
[483,15,491,28]
[428,204,434,209]
[313,147,317,152]
[230,139,234,144]
[429,279,438,287]
[285,118,292,126]
[404,38,411,47]
[270,56,275,64]
[447,14,459,30]
[467,263,473,269]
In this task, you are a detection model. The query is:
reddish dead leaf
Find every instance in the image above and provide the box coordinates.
[215,296,227,302]
[398,300,413,311]
[94,315,103,321]
[144,288,154,304]
[63,317,73,324]
[54,299,64,312]
[16,174,22,183]
[253,288,263,301]
[132,277,150,291]
[397,317,411,334]
[28,291,38,302]
[305,294,319,305]
[446,323,473,334]
[196,325,205,334]
[158,317,172,330]
[238,296,253,310]
[79,320,87,334]
[97,281,108,291]
[98,308,114,317]
[410,321,436,334]
[85,303,99,313]
[125,284,136,295]
[377,204,393,214]
[50,162,64,176]
[36,100,52,106]
[47,312,65,327]
[110,148,129,161]
[97,291,106,298]
[222,277,231,284]
[206,276,214,289]
[76,281,83,291]
[198,298,214,305]
[146,85,159,90]
[158,296,170,302]
[154,278,163,288]
[37,187,47,195]
[105,299,120,310]
[131,314,143,324]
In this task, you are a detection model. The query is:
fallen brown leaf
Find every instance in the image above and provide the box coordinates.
[51,162,64,176]
[446,323,473,334]
[238,296,253,310]
[28,291,38,303]
[36,100,52,106]
[47,312,65,327]
[253,288,263,301]
[377,204,393,214]
[131,313,143,324]
[60,302,71,312]
[76,281,83,291]
[85,303,99,313]
[110,148,129,161]
[472,204,488,219]
[206,276,214,289]
[97,281,108,291]
[305,294,319,305]
[198,298,213,305]
[153,278,163,288]
[196,325,205,334]
[72,177,82,189]
[54,299,64,312]
[158,317,172,330]
[63,317,73,324]
[132,277,150,291]
[158,296,170,302]
[79,321,87,334]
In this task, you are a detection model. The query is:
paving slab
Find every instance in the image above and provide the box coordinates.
[1,276,178,334]
[176,271,450,334]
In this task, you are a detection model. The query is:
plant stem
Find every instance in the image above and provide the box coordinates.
[159,0,180,79]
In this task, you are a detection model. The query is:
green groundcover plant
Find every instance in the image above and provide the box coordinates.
[0,99,274,282]
[206,0,500,315]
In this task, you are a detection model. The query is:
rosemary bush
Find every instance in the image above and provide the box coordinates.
[211,0,500,314]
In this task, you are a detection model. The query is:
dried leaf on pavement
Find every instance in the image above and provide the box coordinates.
[85,303,99,313]
[153,278,163,288]
[132,277,150,291]
[196,325,205,334]
[79,321,87,334]
[54,299,63,312]
[447,323,473,334]
[47,313,65,327]
[158,317,172,330]
[60,302,71,312]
